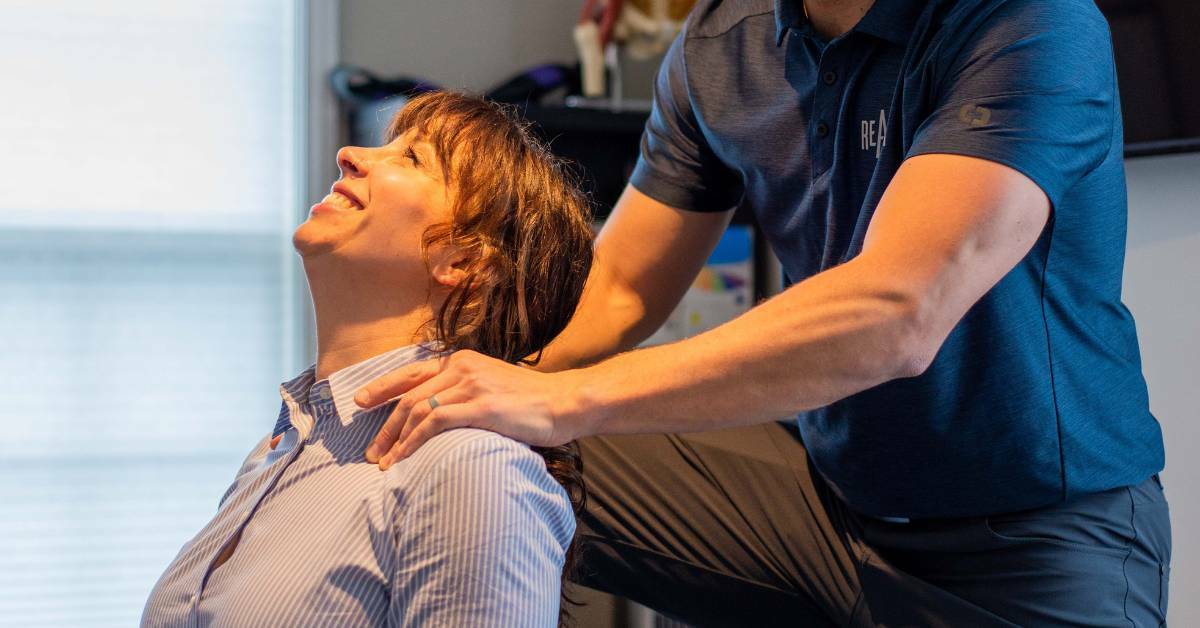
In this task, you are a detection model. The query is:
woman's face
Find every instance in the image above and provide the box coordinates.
[293,128,452,277]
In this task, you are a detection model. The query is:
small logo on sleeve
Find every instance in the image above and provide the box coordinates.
[860,109,888,158]
[958,104,992,126]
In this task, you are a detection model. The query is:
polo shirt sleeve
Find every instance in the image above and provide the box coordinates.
[905,0,1116,209]
[628,29,743,212]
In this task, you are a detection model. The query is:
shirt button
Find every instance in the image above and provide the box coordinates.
[318,387,332,400]
[815,121,830,138]
[189,594,198,605]
[822,70,837,85]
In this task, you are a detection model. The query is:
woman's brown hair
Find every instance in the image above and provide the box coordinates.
[385,90,592,624]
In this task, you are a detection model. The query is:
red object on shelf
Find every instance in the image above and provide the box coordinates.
[578,0,626,47]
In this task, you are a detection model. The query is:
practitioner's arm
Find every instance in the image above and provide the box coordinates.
[533,25,737,374]
[533,183,732,372]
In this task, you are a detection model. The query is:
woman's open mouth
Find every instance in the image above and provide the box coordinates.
[311,186,365,214]
[331,183,365,209]
[321,191,363,211]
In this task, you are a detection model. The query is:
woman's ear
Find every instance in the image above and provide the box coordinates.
[428,242,472,289]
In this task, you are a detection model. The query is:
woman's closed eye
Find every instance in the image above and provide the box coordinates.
[405,146,421,166]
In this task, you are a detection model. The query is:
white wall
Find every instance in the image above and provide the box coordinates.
[1123,151,1200,625]
[340,0,579,92]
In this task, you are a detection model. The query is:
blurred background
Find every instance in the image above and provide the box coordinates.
[0,1,1195,626]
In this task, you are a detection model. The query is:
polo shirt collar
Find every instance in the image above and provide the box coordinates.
[774,0,804,46]
[774,0,926,47]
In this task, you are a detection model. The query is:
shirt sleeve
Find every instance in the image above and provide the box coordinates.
[388,429,575,628]
[628,27,743,212]
[905,0,1116,209]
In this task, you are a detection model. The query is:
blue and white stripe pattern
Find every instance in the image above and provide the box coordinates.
[141,344,575,627]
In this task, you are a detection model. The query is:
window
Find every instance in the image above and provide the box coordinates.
[0,1,304,624]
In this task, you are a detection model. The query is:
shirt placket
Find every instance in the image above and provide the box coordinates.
[810,42,844,178]
[309,382,337,435]
[186,396,311,627]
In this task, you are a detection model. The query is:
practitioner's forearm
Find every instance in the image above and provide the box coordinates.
[560,256,929,437]
[534,255,671,372]
[535,185,731,373]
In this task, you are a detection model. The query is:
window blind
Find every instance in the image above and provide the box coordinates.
[0,2,299,625]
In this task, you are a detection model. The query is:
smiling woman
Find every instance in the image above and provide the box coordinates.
[141,91,595,627]
[292,127,445,263]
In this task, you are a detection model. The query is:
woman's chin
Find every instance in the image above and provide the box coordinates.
[292,222,344,259]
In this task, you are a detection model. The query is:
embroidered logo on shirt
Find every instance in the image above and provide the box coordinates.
[958,104,992,127]
[860,109,888,158]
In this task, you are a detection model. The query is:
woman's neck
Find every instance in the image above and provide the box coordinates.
[304,263,439,380]
[313,315,430,380]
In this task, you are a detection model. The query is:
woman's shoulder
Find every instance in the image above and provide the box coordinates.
[379,427,549,497]
[379,429,575,546]
[388,428,541,473]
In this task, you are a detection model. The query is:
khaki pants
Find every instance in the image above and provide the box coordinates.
[574,422,1171,627]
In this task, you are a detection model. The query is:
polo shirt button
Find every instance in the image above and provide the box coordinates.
[822,70,837,85]
[815,121,830,138]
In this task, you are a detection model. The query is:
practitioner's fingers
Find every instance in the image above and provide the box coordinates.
[353,356,445,409]
[364,368,458,464]
[396,384,475,446]
[378,401,488,469]
[368,348,580,468]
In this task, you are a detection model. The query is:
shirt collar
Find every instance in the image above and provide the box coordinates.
[774,0,926,47]
[326,343,437,423]
[273,343,438,437]
[774,0,805,46]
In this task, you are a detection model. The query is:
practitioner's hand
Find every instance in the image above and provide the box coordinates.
[355,350,588,469]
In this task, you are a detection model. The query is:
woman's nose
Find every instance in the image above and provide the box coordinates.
[336,146,367,178]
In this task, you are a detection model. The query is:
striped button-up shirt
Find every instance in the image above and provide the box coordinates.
[141,344,574,627]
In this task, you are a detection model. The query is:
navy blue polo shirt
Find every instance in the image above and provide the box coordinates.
[629,0,1165,518]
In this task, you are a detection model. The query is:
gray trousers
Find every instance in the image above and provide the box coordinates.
[574,421,1171,627]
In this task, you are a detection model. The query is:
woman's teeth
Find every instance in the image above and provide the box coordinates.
[327,192,361,211]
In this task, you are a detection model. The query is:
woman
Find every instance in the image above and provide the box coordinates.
[142,91,593,627]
